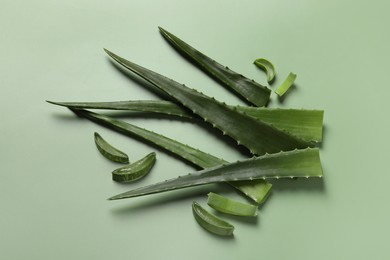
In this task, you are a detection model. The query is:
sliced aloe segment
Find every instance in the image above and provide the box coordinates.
[254,58,276,83]
[71,109,271,203]
[159,27,271,107]
[275,72,297,97]
[112,152,156,183]
[104,49,313,156]
[207,192,258,217]
[192,201,234,236]
[108,148,322,200]
[94,132,129,163]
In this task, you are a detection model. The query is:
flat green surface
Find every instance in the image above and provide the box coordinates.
[1,0,389,259]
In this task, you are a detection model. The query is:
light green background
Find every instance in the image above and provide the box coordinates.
[1,0,389,259]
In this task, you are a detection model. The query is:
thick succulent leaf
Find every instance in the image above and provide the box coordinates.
[71,109,271,203]
[104,49,313,155]
[47,100,191,118]
[159,27,271,107]
[48,100,323,143]
[108,148,322,200]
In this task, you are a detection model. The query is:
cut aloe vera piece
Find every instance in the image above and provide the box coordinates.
[71,109,271,203]
[108,148,322,200]
[275,72,297,97]
[192,201,234,236]
[159,27,271,107]
[207,192,258,217]
[104,49,313,156]
[254,58,276,83]
[94,132,129,163]
[112,152,156,183]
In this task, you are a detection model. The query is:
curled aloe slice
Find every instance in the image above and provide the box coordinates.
[159,27,271,107]
[94,132,129,163]
[49,100,323,143]
[275,72,297,97]
[192,201,234,236]
[254,58,276,83]
[112,152,156,183]
[108,148,322,200]
[104,49,313,156]
[207,192,258,217]
[70,109,271,203]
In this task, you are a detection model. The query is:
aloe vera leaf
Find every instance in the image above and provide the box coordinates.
[46,100,191,118]
[108,147,322,200]
[207,192,258,217]
[192,201,234,236]
[158,27,271,107]
[112,152,156,183]
[275,72,297,97]
[237,106,324,143]
[49,100,324,143]
[254,58,276,83]
[71,109,271,203]
[104,49,313,155]
[94,132,129,163]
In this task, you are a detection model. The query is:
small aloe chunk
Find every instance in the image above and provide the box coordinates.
[108,148,323,200]
[94,132,129,163]
[254,58,276,83]
[112,152,156,183]
[159,27,271,107]
[192,201,234,236]
[275,72,297,97]
[104,49,313,156]
[207,192,258,217]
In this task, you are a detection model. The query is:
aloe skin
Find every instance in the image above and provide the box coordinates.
[275,72,297,97]
[159,27,271,107]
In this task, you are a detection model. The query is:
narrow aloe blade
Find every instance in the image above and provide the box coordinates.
[71,109,271,203]
[104,49,313,155]
[108,148,322,200]
[49,100,324,143]
[254,58,276,83]
[159,27,271,107]
[275,72,297,97]
[47,100,191,118]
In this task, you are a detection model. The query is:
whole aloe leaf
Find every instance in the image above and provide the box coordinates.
[71,108,271,203]
[49,100,323,143]
[109,148,322,200]
[158,27,271,107]
[104,49,313,155]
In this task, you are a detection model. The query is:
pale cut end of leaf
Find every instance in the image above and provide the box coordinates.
[254,58,276,83]
[275,72,297,97]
